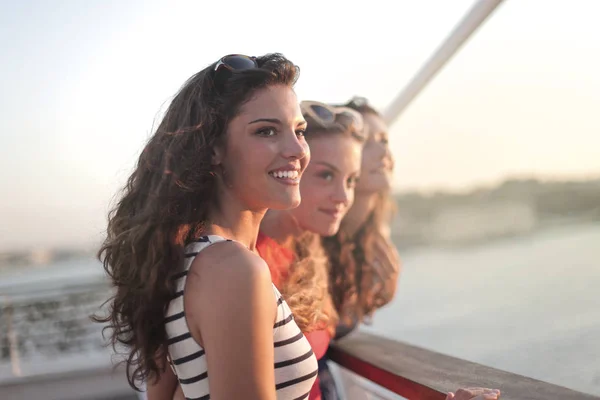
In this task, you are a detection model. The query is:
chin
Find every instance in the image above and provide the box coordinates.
[267,189,302,210]
[302,222,331,237]
[323,223,341,237]
[280,195,302,210]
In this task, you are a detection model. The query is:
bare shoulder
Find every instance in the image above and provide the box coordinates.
[188,239,269,283]
[184,240,275,319]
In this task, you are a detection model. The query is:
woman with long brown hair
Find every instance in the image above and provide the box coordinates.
[259,101,366,399]
[310,96,399,399]
[324,96,400,338]
[96,53,318,400]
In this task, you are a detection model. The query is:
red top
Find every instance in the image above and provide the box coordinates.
[257,232,330,400]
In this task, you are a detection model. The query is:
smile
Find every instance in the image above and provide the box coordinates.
[269,169,300,185]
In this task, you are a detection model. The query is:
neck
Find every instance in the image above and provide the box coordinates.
[205,189,266,252]
[340,192,378,239]
[260,209,304,246]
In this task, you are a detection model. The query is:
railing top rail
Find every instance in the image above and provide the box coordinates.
[329,331,599,400]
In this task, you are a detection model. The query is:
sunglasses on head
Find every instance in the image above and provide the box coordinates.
[345,96,369,109]
[301,101,365,140]
[213,54,258,88]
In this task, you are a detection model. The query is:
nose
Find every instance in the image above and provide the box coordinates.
[281,129,309,160]
[331,181,352,207]
[377,141,393,169]
[384,145,394,168]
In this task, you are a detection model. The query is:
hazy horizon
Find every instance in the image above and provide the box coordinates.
[2,0,599,250]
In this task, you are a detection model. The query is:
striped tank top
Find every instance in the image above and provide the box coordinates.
[165,235,318,400]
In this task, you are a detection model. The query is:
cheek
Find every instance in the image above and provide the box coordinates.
[228,141,272,174]
[346,189,356,208]
[361,147,376,168]
[300,141,311,167]
[299,180,322,209]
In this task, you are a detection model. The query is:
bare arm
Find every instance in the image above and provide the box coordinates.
[371,233,401,305]
[185,241,277,400]
[146,353,178,400]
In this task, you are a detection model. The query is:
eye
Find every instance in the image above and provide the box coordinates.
[376,132,389,144]
[295,129,306,137]
[319,171,334,182]
[347,176,359,188]
[256,127,277,137]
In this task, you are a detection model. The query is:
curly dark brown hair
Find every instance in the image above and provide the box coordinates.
[93,53,300,390]
[323,98,397,327]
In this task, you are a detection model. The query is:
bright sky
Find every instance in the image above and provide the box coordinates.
[1,0,599,250]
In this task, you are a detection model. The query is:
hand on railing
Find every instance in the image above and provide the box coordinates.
[446,387,501,400]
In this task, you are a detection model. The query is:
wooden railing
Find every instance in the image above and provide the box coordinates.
[329,331,600,400]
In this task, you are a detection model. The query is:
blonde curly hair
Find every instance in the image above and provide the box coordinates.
[278,231,338,336]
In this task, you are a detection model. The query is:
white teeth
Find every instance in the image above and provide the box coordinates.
[271,170,299,180]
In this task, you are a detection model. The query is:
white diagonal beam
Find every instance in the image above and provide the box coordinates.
[384,0,507,126]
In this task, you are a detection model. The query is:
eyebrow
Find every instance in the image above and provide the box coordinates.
[248,118,308,126]
[249,118,281,125]
[314,161,340,173]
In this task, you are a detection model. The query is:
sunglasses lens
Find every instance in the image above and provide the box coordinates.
[350,97,368,107]
[222,55,257,71]
[311,105,335,122]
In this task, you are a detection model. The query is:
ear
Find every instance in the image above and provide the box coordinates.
[211,144,224,166]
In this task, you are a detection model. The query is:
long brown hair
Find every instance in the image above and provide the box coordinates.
[278,102,366,334]
[323,192,395,325]
[94,54,300,390]
[323,98,396,325]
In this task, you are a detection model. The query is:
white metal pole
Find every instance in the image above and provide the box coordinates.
[383,0,507,126]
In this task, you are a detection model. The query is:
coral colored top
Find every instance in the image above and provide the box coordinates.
[257,232,331,400]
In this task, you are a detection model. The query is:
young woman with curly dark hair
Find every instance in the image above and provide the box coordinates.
[95,53,319,400]
[158,101,366,400]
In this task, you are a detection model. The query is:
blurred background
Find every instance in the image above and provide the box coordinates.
[1,0,599,398]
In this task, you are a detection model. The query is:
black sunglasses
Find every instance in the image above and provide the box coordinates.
[213,54,258,88]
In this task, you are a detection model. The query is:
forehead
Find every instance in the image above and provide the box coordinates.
[363,113,387,137]
[308,135,362,170]
[236,85,302,122]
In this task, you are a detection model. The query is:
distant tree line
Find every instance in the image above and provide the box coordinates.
[391,177,600,247]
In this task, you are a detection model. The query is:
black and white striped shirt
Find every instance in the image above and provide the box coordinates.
[165,235,318,400]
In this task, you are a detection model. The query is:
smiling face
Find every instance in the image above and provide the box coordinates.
[215,85,310,211]
[290,133,363,236]
[355,112,394,193]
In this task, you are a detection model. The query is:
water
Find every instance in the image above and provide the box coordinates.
[365,223,600,396]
